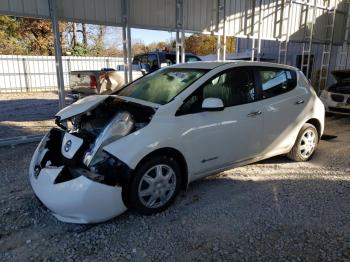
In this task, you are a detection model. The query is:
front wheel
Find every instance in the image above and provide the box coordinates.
[287,123,318,162]
[129,156,182,215]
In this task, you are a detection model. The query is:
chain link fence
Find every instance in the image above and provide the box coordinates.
[0,55,124,93]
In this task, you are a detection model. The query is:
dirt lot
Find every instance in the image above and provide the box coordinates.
[0,93,349,261]
[0,92,68,139]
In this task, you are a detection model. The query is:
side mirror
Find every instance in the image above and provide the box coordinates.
[201,98,224,111]
[139,62,150,76]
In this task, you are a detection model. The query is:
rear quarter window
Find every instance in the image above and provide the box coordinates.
[259,67,297,99]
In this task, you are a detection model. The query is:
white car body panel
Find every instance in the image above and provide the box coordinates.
[30,167,126,223]
[61,132,83,159]
[260,71,321,157]
[29,137,127,223]
[56,95,109,120]
[29,61,325,223]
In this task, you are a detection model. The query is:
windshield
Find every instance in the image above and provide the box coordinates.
[117,68,208,105]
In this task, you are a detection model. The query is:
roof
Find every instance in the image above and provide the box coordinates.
[1,0,347,43]
[171,61,298,70]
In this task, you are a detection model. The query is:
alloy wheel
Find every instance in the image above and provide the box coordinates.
[300,129,316,158]
[138,164,177,209]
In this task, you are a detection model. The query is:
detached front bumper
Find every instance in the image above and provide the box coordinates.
[29,131,128,224]
[30,167,127,223]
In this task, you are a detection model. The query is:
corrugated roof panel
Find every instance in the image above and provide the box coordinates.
[36,0,49,17]
[0,0,348,43]
[0,0,49,18]
[130,0,175,30]
[84,0,97,22]
[183,0,216,32]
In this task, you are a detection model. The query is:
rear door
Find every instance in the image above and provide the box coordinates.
[256,66,309,156]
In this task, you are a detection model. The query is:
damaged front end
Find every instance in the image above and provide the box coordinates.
[29,96,156,223]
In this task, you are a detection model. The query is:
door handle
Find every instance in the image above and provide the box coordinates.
[247,110,262,117]
[295,99,304,105]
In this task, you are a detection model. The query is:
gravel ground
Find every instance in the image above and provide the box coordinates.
[0,94,349,261]
[0,92,70,139]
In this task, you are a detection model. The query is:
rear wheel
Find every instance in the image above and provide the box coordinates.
[129,156,181,215]
[287,123,318,162]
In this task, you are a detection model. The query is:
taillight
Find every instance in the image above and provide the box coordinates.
[90,76,97,89]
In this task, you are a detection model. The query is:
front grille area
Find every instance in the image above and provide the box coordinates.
[329,107,350,114]
[331,94,345,102]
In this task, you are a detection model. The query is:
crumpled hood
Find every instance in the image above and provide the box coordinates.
[56,95,160,121]
[56,95,109,121]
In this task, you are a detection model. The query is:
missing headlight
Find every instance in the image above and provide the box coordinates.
[83,111,134,167]
[90,152,133,186]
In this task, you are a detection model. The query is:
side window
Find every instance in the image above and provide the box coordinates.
[165,54,176,65]
[185,56,201,63]
[259,68,297,99]
[140,55,147,64]
[132,55,141,65]
[177,67,256,115]
[148,54,159,71]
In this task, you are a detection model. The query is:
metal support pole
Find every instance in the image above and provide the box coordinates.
[257,0,262,61]
[181,28,185,63]
[126,0,132,82]
[48,0,65,110]
[127,25,132,82]
[217,0,222,61]
[251,38,255,61]
[217,32,221,61]
[122,0,128,84]
[122,25,128,84]
[22,58,29,92]
[250,0,256,61]
[222,0,227,61]
[175,0,183,64]
[176,30,180,64]
[306,0,317,79]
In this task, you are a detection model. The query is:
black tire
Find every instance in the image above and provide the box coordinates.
[287,123,318,162]
[129,155,182,215]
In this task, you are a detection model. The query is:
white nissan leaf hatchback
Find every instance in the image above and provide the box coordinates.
[29,61,325,223]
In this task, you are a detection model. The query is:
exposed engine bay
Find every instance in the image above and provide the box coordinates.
[34,96,156,187]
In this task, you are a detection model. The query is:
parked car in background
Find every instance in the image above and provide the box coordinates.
[320,70,350,115]
[29,61,324,223]
[132,51,202,73]
[68,68,141,101]
[68,51,202,100]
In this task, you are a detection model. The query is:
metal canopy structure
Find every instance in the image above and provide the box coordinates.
[1,0,350,106]
[2,0,350,40]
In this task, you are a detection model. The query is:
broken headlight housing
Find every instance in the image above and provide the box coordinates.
[83,111,134,167]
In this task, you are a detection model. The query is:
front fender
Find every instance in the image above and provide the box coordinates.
[102,123,189,170]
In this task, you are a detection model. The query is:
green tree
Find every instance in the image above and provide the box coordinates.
[184,34,236,55]
[0,16,26,54]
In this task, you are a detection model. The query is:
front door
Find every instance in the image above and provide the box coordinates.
[176,66,264,175]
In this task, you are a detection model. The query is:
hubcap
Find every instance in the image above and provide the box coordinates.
[138,164,176,209]
[300,129,316,158]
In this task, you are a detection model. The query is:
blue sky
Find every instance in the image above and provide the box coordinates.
[131,28,174,44]
[104,27,192,48]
